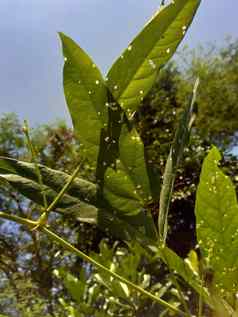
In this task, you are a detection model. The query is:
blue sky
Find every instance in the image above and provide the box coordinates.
[0,0,237,126]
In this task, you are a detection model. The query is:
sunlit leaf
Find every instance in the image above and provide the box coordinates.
[195,146,238,296]
[107,0,201,114]
[59,33,108,165]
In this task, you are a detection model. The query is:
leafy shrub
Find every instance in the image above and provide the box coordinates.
[0,1,238,316]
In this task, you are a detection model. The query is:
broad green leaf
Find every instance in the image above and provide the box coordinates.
[102,128,158,240]
[103,168,142,215]
[104,127,151,215]
[0,157,157,243]
[144,153,161,201]
[0,172,98,223]
[99,207,158,243]
[158,246,212,307]
[119,127,151,200]
[0,156,97,205]
[159,78,199,242]
[107,0,201,114]
[195,146,238,296]
[95,99,123,186]
[59,33,108,165]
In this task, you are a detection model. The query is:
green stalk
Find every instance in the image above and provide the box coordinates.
[0,210,188,316]
[23,120,82,225]
[158,78,199,243]
[42,226,188,316]
[35,162,81,227]
[0,211,37,227]
[23,120,48,209]
[45,163,81,216]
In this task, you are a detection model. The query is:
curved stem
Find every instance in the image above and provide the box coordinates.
[42,227,188,316]
[0,211,187,316]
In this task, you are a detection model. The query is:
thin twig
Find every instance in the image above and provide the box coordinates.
[0,210,188,316]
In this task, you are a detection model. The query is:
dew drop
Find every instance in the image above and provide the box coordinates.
[88,90,92,95]
[95,80,100,85]
[64,57,67,62]
[166,48,171,54]
[140,90,144,95]
[78,80,81,84]
[104,136,110,142]
[92,63,96,68]
[97,111,101,115]
[128,45,132,51]
[114,85,118,90]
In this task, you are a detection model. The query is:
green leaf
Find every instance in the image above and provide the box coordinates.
[102,127,158,240]
[119,127,151,200]
[195,146,238,296]
[158,246,212,307]
[107,0,201,114]
[0,156,157,244]
[98,208,158,244]
[0,156,97,205]
[0,172,99,223]
[104,127,151,215]
[103,169,142,215]
[59,32,108,165]
[159,78,199,242]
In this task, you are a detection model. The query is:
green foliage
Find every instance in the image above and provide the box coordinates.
[159,78,199,242]
[2,1,238,316]
[104,126,152,216]
[177,40,238,148]
[59,33,108,166]
[195,146,238,302]
[55,241,187,317]
[107,0,201,114]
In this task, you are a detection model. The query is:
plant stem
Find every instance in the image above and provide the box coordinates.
[42,226,188,316]
[23,120,81,224]
[45,163,81,216]
[33,162,81,228]
[0,210,187,316]
[0,211,37,227]
[158,78,199,242]
[23,120,48,209]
